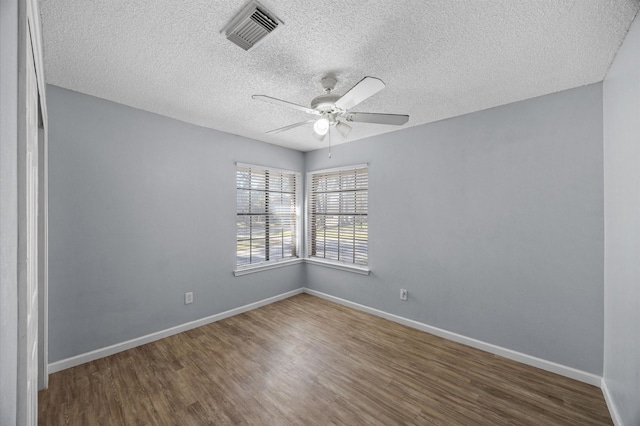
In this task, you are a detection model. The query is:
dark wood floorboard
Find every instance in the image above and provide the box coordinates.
[38,293,612,425]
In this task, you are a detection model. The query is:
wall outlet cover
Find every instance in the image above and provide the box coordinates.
[400,289,408,301]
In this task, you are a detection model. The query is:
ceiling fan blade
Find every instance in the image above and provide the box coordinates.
[334,77,385,111]
[345,112,409,126]
[252,95,320,115]
[266,120,314,134]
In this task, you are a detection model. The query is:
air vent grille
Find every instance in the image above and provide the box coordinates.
[252,8,278,31]
[224,1,282,51]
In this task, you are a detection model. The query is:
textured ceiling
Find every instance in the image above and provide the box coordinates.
[40,0,639,151]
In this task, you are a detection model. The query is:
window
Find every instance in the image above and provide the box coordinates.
[236,163,299,269]
[308,165,368,266]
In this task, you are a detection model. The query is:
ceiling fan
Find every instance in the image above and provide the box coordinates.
[252,76,409,141]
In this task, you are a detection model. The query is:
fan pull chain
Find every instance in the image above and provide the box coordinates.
[328,128,332,158]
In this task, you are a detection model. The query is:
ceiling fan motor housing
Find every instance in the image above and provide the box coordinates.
[310,94,341,112]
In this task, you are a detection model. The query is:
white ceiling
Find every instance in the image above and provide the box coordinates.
[40,0,639,152]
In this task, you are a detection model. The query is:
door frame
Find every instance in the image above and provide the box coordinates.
[26,0,48,392]
[17,0,48,422]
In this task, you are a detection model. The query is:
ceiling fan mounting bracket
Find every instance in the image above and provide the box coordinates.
[321,76,337,93]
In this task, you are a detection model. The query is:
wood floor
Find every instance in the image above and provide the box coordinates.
[38,294,612,425]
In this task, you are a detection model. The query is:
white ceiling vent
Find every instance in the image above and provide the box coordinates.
[223,1,282,51]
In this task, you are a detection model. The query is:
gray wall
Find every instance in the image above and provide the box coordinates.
[306,84,604,374]
[49,82,607,377]
[0,0,19,422]
[603,13,640,426]
[47,85,305,362]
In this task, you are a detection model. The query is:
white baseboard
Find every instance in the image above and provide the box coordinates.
[601,378,623,426]
[48,288,304,373]
[303,288,602,387]
[48,285,603,391]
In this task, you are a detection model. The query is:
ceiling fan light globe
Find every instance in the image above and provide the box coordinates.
[313,117,330,135]
[312,131,326,141]
[336,121,352,138]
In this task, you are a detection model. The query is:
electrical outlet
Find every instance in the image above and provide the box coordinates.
[400,289,408,301]
[184,291,193,305]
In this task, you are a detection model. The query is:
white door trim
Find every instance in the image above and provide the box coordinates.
[26,0,48,391]
[17,25,39,425]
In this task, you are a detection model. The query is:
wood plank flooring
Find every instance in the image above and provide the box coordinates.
[38,294,612,425]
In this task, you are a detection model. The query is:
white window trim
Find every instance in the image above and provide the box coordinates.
[234,162,302,274]
[235,257,369,277]
[236,162,301,176]
[306,163,369,175]
[234,258,303,276]
[305,163,369,270]
[234,162,372,276]
[305,257,370,275]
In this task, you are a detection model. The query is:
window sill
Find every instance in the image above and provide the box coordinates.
[234,258,370,276]
[234,258,303,277]
[304,258,370,275]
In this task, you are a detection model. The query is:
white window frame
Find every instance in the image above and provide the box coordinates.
[234,162,302,276]
[305,164,370,275]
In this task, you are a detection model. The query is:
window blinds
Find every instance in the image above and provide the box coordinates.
[236,164,298,267]
[308,166,368,265]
